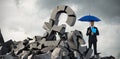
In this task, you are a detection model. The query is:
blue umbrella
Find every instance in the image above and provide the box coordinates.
[78,15,101,22]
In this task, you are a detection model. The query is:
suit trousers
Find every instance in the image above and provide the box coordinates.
[88,40,97,55]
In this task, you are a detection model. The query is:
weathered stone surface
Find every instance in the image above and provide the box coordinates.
[50,7,58,21]
[85,48,93,59]
[3,55,13,59]
[34,52,51,59]
[57,5,66,11]
[44,40,60,47]
[79,46,87,54]
[50,5,76,27]
[74,51,80,59]
[62,56,70,59]
[66,16,76,26]
[65,6,75,16]
[52,48,61,59]
[46,30,57,41]
[51,24,66,34]
[41,46,55,52]
[34,36,42,41]
[29,42,38,49]
[43,22,52,30]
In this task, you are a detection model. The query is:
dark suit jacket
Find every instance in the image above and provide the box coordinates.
[86,26,99,42]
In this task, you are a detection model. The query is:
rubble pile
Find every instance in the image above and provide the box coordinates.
[0,5,115,59]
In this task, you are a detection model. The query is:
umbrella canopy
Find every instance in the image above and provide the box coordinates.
[78,15,101,22]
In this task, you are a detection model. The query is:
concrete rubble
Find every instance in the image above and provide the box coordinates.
[0,5,115,59]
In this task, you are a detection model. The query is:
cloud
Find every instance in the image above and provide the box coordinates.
[35,0,120,24]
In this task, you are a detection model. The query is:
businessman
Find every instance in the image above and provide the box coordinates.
[86,21,99,55]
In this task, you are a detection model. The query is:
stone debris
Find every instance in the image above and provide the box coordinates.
[0,5,115,59]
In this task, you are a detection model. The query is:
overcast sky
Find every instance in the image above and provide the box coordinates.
[0,0,120,58]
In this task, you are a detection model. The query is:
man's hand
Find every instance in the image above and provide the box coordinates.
[91,32,94,35]
[88,29,90,33]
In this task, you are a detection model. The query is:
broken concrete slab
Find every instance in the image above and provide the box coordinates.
[51,24,66,33]
[79,46,87,54]
[59,41,68,48]
[3,55,20,59]
[50,7,58,21]
[67,32,77,49]
[85,48,93,59]
[52,48,61,59]
[34,36,42,42]
[42,32,48,38]
[38,38,46,44]
[43,22,52,31]
[74,30,82,37]
[44,40,60,47]
[67,31,74,41]
[57,5,66,12]
[41,46,56,52]
[66,16,76,26]
[46,30,57,41]
[73,30,86,45]
[65,6,75,16]
[50,5,76,27]
[3,55,13,59]
[51,56,62,59]
[74,51,80,59]
[34,52,51,59]
[62,56,70,59]
[78,38,85,45]
[29,42,38,49]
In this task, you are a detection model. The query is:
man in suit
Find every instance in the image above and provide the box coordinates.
[86,21,99,55]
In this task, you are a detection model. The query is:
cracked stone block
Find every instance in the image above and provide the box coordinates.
[59,41,68,48]
[57,5,66,11]
[67,32,74,41]
[43,22,52,31]
[49,19,54,27]
[37,44,42,49]
[50,5,76,26]
[74,30,82,37]
[66,16,76,26]
[34,52,51,59]
[51,56,62,59]
[67,32,77,49]
[29,42,38,49]
[65,6,75,16]
[57,47,69,56]
[46,30,57,41]
[44,40,60,47]
[72,34,78,48]
[14,41,24,52]
[74,30,85,45]
[34,36,42,42]
[52,48,62,59]
[41,46,56,52]
[62,56,70,59]
[38,38,46,44]
[79,46,87,54]
[3,55,14,59]
[50,7,58,21]
[85,48,93,59]
[74,51,80,59]
[42,32,48,38]
[78,38,85,45]
[52,24,66,34]
[67,41,77,49]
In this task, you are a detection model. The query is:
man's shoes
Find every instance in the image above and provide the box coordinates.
[96,53,101,55]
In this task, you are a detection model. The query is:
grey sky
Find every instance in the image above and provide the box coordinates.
[0,0,120,58]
